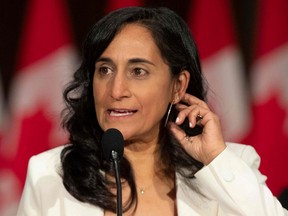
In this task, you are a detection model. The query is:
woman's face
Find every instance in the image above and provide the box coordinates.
[93,24,175,143]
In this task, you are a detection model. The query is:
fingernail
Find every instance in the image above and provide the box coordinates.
[189,122,193,128]
[175,117,180,124]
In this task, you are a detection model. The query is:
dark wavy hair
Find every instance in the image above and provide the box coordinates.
[61,6,207,213]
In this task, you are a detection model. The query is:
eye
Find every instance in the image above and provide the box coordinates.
[97,66,113,76]
[132,68,148,77]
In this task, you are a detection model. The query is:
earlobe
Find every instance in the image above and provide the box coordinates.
[173,70,190,103]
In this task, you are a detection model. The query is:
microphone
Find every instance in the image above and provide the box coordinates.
[101,128,124,216]
[101,128,124,161]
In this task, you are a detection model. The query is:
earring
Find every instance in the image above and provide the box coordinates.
[164,102,173,127]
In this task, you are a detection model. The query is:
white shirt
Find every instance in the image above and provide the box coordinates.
[17,143,288,216]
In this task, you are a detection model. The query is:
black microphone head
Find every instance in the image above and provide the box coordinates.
[101,128,124,161]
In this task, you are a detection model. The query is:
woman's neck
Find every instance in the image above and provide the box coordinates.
[124,140,158,179]
[123,139,174,190]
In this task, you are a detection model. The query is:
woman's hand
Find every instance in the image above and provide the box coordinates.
[169,93,226,165]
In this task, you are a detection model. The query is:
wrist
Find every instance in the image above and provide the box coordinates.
[202,144,227,165]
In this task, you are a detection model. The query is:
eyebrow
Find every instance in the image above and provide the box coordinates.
[95,57,113,64]
[96,57,155,66]
[128,58,155,66]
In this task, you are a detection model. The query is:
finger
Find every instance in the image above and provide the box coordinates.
[186,106,207,128]
[175,103,190,111]
[182,93,210,109]
[196,114,203,125]
[176,104,207,116]
[176,105,209,127]
[175,104,204,126]
[169,123,196,156]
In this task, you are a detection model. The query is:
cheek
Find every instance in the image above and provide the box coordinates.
[93,78,107,104]
[140,83,171,118]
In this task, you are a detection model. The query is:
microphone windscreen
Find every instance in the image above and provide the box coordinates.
[101,128,124,161]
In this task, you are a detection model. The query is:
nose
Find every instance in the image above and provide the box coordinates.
[110,72,131,100]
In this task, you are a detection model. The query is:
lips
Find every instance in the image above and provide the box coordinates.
[108,109,137,117]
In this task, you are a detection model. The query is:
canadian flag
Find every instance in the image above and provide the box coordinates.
[0,0,77,215]
[105,0,143,12]
[248,0,288,196]
[187,0,250,142]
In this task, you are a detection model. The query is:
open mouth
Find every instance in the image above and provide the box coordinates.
[108,109,137,117]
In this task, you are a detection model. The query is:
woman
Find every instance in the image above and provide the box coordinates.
[17,7,288,216]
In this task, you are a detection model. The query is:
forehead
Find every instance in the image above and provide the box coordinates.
[112,24,155,46]
[101,23,163,60]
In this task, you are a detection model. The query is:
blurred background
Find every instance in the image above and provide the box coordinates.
[0,0,287,214]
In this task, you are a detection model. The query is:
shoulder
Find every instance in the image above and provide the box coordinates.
[27,145,66,181]
[32,145,64,160]
[19,145,105,216]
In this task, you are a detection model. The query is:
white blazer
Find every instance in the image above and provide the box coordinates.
[17,143,288,216]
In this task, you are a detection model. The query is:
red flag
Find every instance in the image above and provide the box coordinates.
[105,0,143,13]
[187,0,250,142]
[249,0,288,196]
[0,0,77,214]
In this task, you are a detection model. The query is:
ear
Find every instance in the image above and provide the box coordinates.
[172,70,190,103]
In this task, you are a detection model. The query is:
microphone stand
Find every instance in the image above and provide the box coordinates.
[111,150,122,216]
